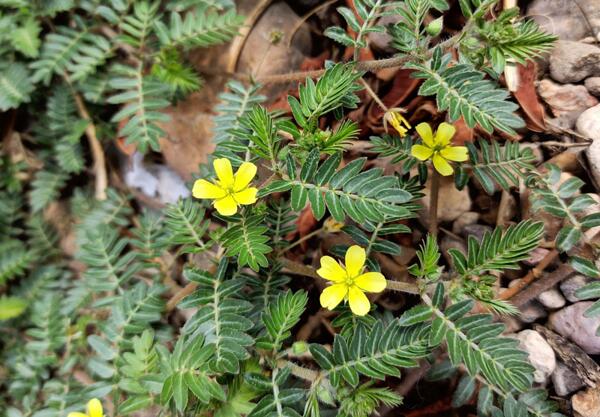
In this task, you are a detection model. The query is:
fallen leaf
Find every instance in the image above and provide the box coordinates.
[513,60,546,132]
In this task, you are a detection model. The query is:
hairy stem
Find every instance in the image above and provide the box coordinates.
[428,169,440,236]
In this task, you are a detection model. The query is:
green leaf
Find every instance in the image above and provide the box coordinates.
[0,296,27,320]
[556,226,582,252]
[0,63,35,111]
[11,18,41,58]
[257,290,308,352]
[570,256,600,278]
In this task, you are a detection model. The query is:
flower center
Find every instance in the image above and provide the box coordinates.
[344,274,355,286]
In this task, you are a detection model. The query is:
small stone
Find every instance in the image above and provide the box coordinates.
[520,301,548,323]
[156,166,191,204]
[538,288,566,309]
[516,330,556,384]
[550,41,600,83]
[552,362,585,396]
[578,104,600,140]
[524,247,551,267]
[560,275,593,302]
[420,174,472,225]
[586,136,600,188]
[585,77,600,96]
[572,387,600,417]
[440,235,466,268]
[549,302,600,354]
[452,211,479,234]
[461,224,492,242]
[537,79,598,126]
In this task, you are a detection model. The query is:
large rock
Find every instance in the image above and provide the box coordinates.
[549,302,600,354]
[527,0,600,41]
[516,330,556,384]
[586,136,600,189]
[550,41,600,83]
[573,387,600,417]
[452,211,479,234]
[552,362,585,396]
[537,79,598,127]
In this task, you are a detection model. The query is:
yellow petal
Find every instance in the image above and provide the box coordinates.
[67,413,88,417]
[214,195,238,216]
[87,399,103,417]
[233,162,257,192]
[213,158,234,188]
[317,256,347,282]
[233,187,258,205]
[192,179,227,200]
[388,113,411,137]
[415,122,435,147]
[354,272,387,293]
[348,286,371,316]
[440,146,469,162]
[434,122,456,147]
[411,144,434,161]
[320,283,348,310]
[432,153,454,176]
[345,245,365,278]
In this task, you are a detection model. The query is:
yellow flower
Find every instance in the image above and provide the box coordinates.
[384,110,411,137]
[68,398,103,417]
[192,158,258,216]
[323,217,344,233]
[317,245,386,316]
[411,122,468,176]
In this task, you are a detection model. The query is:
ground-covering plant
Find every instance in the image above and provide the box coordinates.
[1,1,597,417]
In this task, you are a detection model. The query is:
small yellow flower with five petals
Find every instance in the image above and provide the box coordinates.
[384,110,411,137]
[318,245,386,316]
[68,398,103,417]
[411,122,468,176]
[192,158,258,216]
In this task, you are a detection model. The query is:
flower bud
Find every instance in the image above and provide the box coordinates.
[292,341,309,355]
[426,17,443,37]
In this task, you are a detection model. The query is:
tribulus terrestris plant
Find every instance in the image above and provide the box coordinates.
[2,1,597,417]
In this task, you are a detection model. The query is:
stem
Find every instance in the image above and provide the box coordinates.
[360,78,388,112]
[281,228,323,254]
[428,169,440,236]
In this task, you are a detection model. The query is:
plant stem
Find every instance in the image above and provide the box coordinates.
[428,169,440,236]
[281,227,323,254]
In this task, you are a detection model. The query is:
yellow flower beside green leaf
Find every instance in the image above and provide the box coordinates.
[317,245,386,316]
[384,110,411,137]
[411,122,468,176]
[68,398,103,417]
[192,158,258,216]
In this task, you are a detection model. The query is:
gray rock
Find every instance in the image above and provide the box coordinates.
[560,275,592,302]
[520,301,548,323]
[578,104,600,140]
[452,211,479,235]
[586,77,600,96]
[516,330,556,384]
[549,302,600,354]
[527,0,600,41]
[538,288,566,309]
[586,135,600,189]
[550,41,600,83]
[461,224,492,242]
[368,14,403,53]
[552,362,585,396]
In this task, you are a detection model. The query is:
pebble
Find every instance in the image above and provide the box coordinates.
[461,224,492,242]
[538,288,566,309]
[516,330,556,384]
[572,387,600,417]
[560,275,593,302]
[552,362,585,396]
[585,136,600,188]
[578,104,600,140]
[549,302,600,354]
[586,77,600,96]
[549,41,600,83]
[537,79,598,127]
